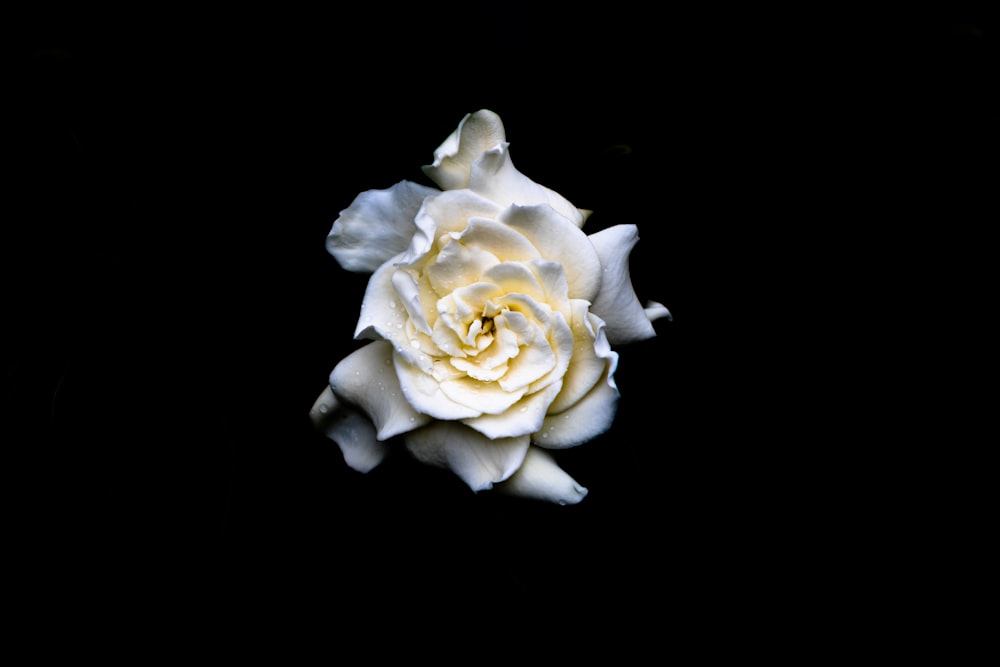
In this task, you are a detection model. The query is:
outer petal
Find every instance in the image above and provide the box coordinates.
[421,109,507,191]
[587,224,660,344]
[494,447,588,505]
[309,386,388,473]
[470,143,585,227]
[536,313,619,449]
[329,341,432,440]
[404,421,530,492]
[394,353,483,421]
[462,381,563,440]
[497,204,602,302]
[546,301,610,414]
[326,181,438,273]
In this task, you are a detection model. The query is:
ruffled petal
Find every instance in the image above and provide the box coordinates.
[587,224,660,345]
[494,446,588,505]
[546,302,612,414]
[404,421,529,492]
[329,341,432,440]
[462,381,562,440]
[535,313,619,449]
[309,386,389,473]
[353,257,409,345]
[326,181,438,273]
[497,204,602,302]
[394,353,483,421]
[469,143,585,227]
[421,109,507,191]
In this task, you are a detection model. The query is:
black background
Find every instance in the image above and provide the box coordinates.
[7,4,992,649]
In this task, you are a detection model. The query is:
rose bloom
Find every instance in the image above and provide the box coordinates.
[310,110,670,504]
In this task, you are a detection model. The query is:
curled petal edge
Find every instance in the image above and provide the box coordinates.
[404,421,530,492]
[588,224,666,345]
[309,386,389,473]
[326,180,438,273]
[494,447,588,505]
[422,109,507,191]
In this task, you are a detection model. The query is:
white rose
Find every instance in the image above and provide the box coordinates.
[310,110,670,504]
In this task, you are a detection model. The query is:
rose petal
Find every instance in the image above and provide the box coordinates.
[404,421,529,492]
[394,353,483,421]
[326,181,438,273]
[309,386,389,473]
[498,204,602,302]
[462,381,562,440]
[493,446,588,505]
[426,235,501,296]
[547,302,611,414]
[329,341,432,440]
[421,109,508,191]
[470,143,585,227]
[587,224,659,344]
[451,217,542,264]
[353,257,409,343]
[440,376,527,415]
[645,300,673,322]
[536,312,618,448]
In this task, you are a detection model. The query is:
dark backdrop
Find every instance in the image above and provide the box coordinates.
[8,3,991,649]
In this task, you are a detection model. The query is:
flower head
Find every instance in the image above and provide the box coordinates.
[310,110,670,504]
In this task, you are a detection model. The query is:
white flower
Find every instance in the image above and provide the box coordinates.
[310,110,671,504]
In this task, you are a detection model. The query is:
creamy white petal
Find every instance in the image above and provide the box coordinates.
[469,143,585,227]
[326,181,438,273]
[645,300,673,322]
[498,204,602,302]
[587,224,658,344]
[440,376,526,415]
[453,217,542,263]
[426,235,500,296]
[309,385,389,473]
[329,341,432,440]
[394,353,483,421]
[462,381,562,440]
[536,312,619,448]
[391,269,433,336]
[421,110,508,191]
[547,301,608,414]
[480,261,543,300]
[498,320,558,392]
[353,256,410,346]
[524,309,574,396]
[494,447,588,505]
[404,421,529,492]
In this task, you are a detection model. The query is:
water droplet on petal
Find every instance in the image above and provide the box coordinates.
[318,404,329,414]
[411,340,420,348]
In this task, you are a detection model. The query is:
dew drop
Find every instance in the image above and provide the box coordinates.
[409,416,416,422]
[558,500,568,506]
[384,358,392,366]
[355,371,360,376]
[318,404,329,414]
[410,340,420,348]
[389,301,397,309]
[519,407,527,413]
